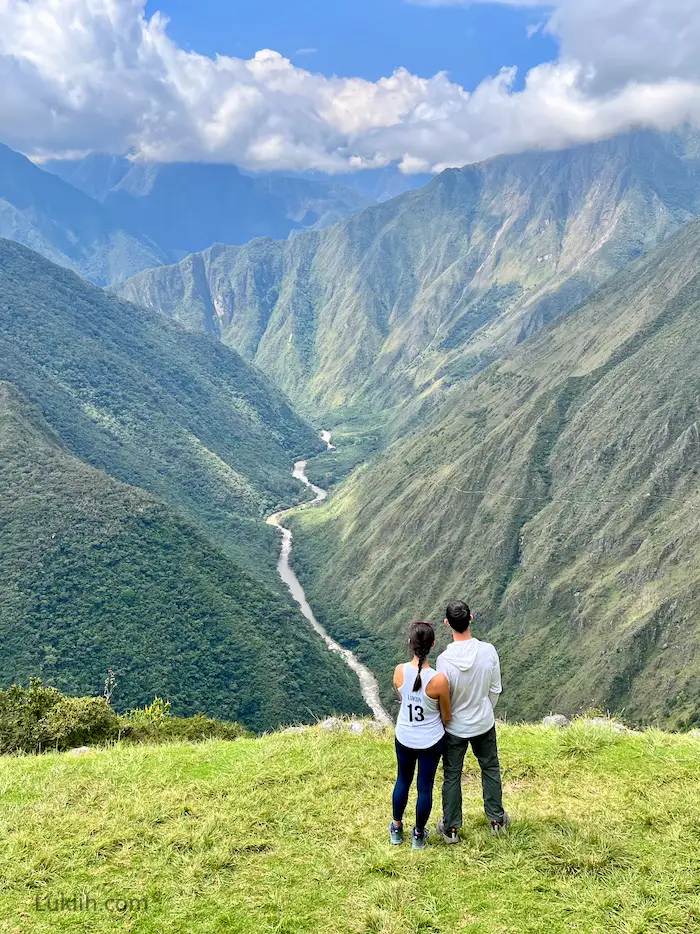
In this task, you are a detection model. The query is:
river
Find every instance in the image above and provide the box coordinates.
[266,434,392,726]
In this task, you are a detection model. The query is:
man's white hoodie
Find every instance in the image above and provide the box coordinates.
[436,638,502,738]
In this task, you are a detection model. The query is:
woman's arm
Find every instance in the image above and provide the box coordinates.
[393,664,405,697]
[427,673,451,724]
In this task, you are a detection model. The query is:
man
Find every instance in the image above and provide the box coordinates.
[436,600,509,842]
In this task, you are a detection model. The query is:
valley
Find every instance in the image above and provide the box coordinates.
[267,436,392,725]
[3,127,700,731]
[0,241,367,730]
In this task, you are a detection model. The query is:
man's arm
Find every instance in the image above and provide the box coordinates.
[436,653,454,700]
[489,649,502,709]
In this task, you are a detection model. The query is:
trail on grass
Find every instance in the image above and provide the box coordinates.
[267,433,392,726]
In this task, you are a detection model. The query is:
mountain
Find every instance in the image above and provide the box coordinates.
[46,154,374,257]
[0,382,365,729]
[0,144,166,285]
[291,216,700,729]
[0,237,322,576]
[118,130,700,416]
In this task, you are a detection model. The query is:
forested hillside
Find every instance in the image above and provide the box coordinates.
[120,130,700,416]
[293,217,700,729]
[0,238,321,575]
[0,383,364,729]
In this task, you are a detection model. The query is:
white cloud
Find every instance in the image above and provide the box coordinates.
[413,1,700,92]
[0,0,700,174]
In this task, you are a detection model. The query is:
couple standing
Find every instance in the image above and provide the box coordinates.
[390,600,509,849]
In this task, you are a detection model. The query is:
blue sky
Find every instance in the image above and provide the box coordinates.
[145,0,558,91]
[5,0,699,173]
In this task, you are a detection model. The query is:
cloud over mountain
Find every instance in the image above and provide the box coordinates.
[1,0,700,173]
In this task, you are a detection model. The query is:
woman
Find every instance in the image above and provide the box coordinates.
[389,620,451,849]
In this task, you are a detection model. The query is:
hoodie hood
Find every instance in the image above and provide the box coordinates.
[441,638,481,671]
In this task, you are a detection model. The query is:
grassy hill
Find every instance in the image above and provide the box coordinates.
[119,130,700,417]
[2,721,699,933]
[292,216,700,729]
[0,143,166,285]
[0,382,365,729]
[0,238,322,576]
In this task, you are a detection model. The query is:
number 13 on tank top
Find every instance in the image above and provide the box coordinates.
[406,693,425,722]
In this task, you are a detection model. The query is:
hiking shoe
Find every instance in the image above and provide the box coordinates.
[490,812,511,836]
[437,817,460,844]
[412,827,429,850]
[389,822,403,846]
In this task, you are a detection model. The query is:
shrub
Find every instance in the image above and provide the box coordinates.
[0,679,64,754]
[38,696,117,750]
[557,721,624,759]
[117,709,248,745]
[0,681,247,754]
[125,695,172,727]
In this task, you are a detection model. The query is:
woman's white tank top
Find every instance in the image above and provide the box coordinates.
[395,663,445,749]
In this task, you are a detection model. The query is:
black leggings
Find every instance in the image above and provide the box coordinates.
[392,736,444,832]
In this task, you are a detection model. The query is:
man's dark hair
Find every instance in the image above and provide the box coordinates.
[446,600,471,633]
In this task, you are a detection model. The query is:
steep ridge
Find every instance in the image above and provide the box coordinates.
[46,154,374,257]
[0,382,365,729]
[0,238,321,577]
[0,144,166,285]
[119,130,700,414]
[293,217,700,729]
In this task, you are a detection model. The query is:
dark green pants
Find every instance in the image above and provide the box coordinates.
[442,726,504,828]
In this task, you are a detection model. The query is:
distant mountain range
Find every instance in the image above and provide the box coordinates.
[0,143,374,286]
[119,129,700,418]
[46,153,375,260]
[0,143,166,286]
[0,237,318,574]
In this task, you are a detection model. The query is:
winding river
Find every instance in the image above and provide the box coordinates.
[267,434,392,725]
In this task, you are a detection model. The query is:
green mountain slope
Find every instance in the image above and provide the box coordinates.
[293,216,700,729]
[0,238,321,575]
[0,144,166,285]
[2,724,700,932]
[46,154,374,257]
[119,130,700,415]
[0,383,364,729]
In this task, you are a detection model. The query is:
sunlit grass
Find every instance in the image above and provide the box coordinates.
[1,722,699,933]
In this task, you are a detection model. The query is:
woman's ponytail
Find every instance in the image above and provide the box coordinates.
[409,621,435,691]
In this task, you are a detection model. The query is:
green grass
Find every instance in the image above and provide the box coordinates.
[2,723,700,933]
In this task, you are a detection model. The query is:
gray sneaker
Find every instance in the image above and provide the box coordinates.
[490,812,511,836]
[437,817,460,844]
[389,822,403,846]
[412,827,428,850]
